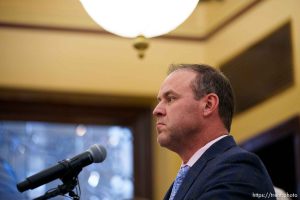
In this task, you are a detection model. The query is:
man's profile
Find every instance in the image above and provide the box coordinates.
[153,64,275,200]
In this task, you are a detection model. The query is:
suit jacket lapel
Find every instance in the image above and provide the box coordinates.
[174,136,237,200]
[173,153,212,200]
[163,183,173,200]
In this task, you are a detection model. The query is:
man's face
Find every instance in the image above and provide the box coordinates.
[153,70,204,152]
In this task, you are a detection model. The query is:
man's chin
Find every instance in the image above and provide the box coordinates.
[157,137,178,153]
[157,134,170,147]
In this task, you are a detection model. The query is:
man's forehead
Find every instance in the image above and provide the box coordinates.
[164,69,196,84]
[158,70,196,95]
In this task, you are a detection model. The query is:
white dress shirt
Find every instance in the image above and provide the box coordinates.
[184,135,228,167]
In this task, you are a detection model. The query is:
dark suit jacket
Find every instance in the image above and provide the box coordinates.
[163,136,276,200]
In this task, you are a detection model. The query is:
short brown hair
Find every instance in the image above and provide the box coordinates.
[168,64,235,132]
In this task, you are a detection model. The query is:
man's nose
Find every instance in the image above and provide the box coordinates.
[153,102,165,117]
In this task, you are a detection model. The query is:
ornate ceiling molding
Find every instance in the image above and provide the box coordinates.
[0,0,262,42]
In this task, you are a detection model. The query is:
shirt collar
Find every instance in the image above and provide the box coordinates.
[184,135,228,167]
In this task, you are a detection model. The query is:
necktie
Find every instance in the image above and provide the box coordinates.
[169,165,190,200]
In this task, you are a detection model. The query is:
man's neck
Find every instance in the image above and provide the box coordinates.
[179,129,228,163]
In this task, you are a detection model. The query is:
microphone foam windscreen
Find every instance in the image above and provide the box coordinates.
[88,144,107,163]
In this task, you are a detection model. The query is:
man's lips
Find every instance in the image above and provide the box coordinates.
[156,122,166,129]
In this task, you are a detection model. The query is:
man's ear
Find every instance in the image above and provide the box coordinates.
[203,93,219,116]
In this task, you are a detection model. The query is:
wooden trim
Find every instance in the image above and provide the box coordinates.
[0,21,111,37]
[0,0,263,42]
[0,87,155,107]
[162,0,263,41]
[239,116,300,150]
[294,125,300,196]
[240,116,300,195]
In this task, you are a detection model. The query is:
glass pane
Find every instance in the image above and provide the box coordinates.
[0,121,134,200]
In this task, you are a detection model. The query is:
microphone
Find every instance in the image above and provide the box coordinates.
[17,144,107,192]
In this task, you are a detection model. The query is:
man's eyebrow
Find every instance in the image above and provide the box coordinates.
[161,90,179,98]
[164,90,175,96]
[157,90,171,101]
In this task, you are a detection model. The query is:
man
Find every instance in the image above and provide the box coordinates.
[153,64,275,199]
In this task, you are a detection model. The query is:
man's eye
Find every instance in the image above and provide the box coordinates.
[167,96,176,102]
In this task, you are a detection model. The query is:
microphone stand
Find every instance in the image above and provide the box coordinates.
[33,166,82,200]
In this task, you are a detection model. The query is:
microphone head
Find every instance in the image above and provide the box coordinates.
[88,144,107,163]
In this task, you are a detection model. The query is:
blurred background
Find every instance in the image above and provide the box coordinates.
[0,0,299,199]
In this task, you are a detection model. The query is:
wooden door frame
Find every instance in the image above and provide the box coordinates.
[240,116,300,196]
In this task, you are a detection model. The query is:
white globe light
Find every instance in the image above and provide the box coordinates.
[80,0,199,38]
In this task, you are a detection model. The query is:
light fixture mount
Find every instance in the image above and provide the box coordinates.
[80,0,199,58]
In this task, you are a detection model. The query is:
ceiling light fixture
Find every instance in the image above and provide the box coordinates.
[79,0,199,58]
